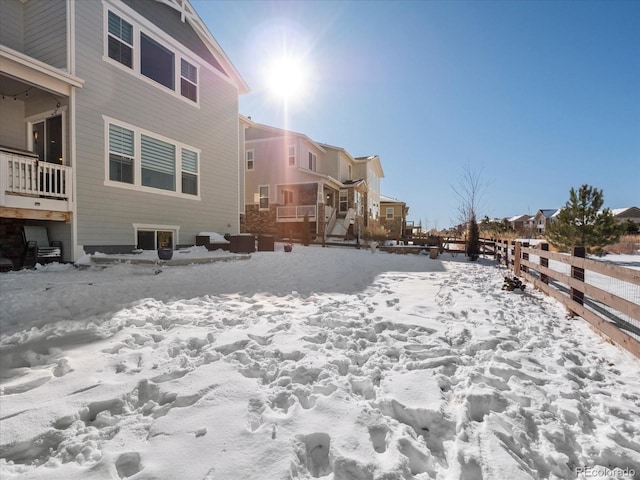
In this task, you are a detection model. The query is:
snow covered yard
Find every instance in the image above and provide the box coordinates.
[1,246,639,480]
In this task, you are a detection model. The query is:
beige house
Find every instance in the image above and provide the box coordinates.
[531,209,558,235]
[508,214,532,235]
[380,194,408,240]
[242,123,384,241]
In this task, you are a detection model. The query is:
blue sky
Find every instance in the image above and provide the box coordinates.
[193,0,639,229]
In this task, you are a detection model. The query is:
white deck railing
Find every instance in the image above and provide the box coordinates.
[276,204,317,221]
[1,151,71,200]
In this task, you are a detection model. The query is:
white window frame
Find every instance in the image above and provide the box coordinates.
[27,108,68,165]
[308,151,317,171]
[133,223,180,249]
[103,7,200,106]
[339,189,348,213]
[386,207,394,219]
[258,185,269,210]
[288,145,296,167]
[103,116,201,199]
[246,149,254,170]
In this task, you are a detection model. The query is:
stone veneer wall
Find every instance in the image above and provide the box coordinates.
[243,204,277,235]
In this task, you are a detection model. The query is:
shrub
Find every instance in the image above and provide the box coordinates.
[603,235,640,255]
[362,219,389,242]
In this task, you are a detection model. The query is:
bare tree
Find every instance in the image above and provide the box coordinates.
[451,163,488,260]
[452,163,487,225]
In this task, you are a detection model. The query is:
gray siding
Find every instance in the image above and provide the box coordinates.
[73,0,240,249]
[23,0,67,69]
[0,0,24,51]
[0,98,26,148]
[122,0,225,75]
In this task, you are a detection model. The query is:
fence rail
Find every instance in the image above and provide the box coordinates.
[494,239,640,358]
[276,205,316,221]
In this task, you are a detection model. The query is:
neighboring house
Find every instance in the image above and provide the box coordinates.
[380,194,408,240]
[531,209,558,235]
[242,123,384,241]
[612,207,640,226]
[508,214,532,235]
[0,0,248,264]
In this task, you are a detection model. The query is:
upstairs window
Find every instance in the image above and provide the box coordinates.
[246,150,254,170]
[180,59,198,102]
[106,9,199,104]
[141,33,174,90]
[288,145,296,166]
[108,124,134,184]
[259,185,269,210]
[308,152,317,171]
[108,11,133,68]
[386,208,394,219]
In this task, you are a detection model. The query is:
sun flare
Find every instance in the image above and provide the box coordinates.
[266,55,308,102]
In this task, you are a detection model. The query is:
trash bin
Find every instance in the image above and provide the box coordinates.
[229,234,256,253]
[257,234,275,252]
[429,246,439,259]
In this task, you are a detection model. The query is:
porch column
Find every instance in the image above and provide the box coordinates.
[316,182,324,235]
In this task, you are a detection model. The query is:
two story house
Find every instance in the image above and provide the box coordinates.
[380,194,408,240]
[0,0,248,264]
[242,123,384,242]
[530,209,558,235]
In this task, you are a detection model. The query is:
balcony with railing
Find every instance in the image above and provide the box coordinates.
[0,147,73,217]
[276,204,317,222]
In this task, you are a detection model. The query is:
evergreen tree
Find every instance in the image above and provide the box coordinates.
[466,214,481,261]
[546,184,623,254]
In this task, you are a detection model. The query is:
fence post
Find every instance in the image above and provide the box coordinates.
[503,239,508,267]
[510,241,516,272]
[540,243,549,284]
[571,246,585,307]
[514,242,521,276]
[522,242,529,274]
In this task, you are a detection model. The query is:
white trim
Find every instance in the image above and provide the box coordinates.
[245,130,326,153]
[26,108,69,165]
[103,115,201,200]
[68,0,76,75]
[0,45,84,96]
[246,149,254,171]
[288,145,296,167]
[154,0,249,94]
[386,207,394,219]
[133,223,180,249]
